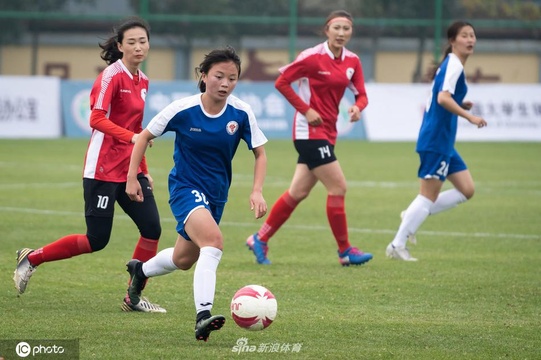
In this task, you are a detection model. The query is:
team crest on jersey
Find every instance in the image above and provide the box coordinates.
[346,68,354,80]
[141,89,147,101]
[226,121,239,135]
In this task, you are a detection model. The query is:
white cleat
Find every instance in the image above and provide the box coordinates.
[13,248,36,295]
[121,295,167,313]
[386,243,418,261]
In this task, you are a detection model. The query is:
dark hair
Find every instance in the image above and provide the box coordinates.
[431,21,475,79]
[322,10,353,32]
[99,17,150,65]
[195,46,242,93]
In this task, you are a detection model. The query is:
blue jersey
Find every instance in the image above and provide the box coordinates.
[146,93,268,205]
[416,53,468,155]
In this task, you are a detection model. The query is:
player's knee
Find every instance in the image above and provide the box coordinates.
[86,231,110,252]
[205,233,224,250]
[461,186,475,200]
[291,190,310,202]
[173,256,195,270]
[140,222,162,241]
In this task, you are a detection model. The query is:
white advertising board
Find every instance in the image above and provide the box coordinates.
[0,76,61,138]
[363,84,541,141]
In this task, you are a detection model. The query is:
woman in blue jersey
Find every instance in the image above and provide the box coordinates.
[386,21,487,261]
[125,46,268,341]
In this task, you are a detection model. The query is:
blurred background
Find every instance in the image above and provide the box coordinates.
[1,0,540,82]
[1,0,540,140]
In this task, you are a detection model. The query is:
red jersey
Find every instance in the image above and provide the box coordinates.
[276,41,368,145]
[83,60,149,182]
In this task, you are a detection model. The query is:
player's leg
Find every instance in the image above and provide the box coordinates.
[13,179,114,295]
[123,235,196,314]
[387,152,447,261]
[246,163,316,264]
[299,140,371,266]
[118,174,161,263]
[184,207,225,341]
[430,150,472,215]
[246,140,318,264]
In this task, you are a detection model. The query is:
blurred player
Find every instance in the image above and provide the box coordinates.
[246,10,373,266]
[13,17,165,312]
[386,21,487,261]
[124,46,268,341]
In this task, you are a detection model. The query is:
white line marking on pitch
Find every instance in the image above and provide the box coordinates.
[1,206,538,240]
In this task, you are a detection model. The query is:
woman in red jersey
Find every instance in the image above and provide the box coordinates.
[246,10,373,266]
[13,17,165,313]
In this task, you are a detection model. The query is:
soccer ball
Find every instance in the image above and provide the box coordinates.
[230,284,277,331]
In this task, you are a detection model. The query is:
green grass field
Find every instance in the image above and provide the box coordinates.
[0,139,539,359]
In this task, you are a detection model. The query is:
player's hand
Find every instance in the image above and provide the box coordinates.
[249,192,267,219]
[305,108,323,126]
[126,178,144,202]
[348,105,361,122]
[468,115,487,128]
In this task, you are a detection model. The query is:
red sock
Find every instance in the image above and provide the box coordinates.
[129,237,158,289]
[326,195,351,253]
[27,234,92,267]
[131,236,159,262]
[258,191,299,242]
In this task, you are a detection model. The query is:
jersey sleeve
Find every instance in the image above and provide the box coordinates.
[244,106,268,150]
[88,69,134,143]
[349,60,368,112]
[275,75,310,115]
[146,100,182,137]
[441,56,464,95]
[89,109,134,143]
[274,52,313,115]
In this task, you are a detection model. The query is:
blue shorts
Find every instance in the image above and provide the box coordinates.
[417,149,467,181]
[169,186,224,241]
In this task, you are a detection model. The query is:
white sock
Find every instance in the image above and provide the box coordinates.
[430,189,467,215]
[392,195,433,248]
[142,247,178,277]
[194,246,223,314]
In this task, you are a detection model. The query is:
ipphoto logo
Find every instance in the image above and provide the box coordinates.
[0,339,79,359]
[16,341,65,357]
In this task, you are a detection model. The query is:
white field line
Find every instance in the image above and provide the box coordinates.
[1,206,539,241]
[0,177,541,191]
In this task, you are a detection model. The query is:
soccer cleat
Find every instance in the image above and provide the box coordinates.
[121,294,167,313]
[122,259,166,313]
[400,211,417,245]
[338,247,373,266]
[246,233,271,265]
[126,259,146,305]
[195,315,225,341]
[386,243,418,261]
[13,248,36,295]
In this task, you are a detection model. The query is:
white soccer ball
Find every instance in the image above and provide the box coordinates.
[230,284,277,331]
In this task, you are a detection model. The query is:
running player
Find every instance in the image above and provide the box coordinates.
[13,17,165,312]
[386,21,487,261]
[246,10,373,266]
[124,46,268,341]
